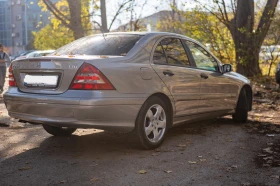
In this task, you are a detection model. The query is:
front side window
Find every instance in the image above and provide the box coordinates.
[54,34,142,56]
[160,38,190,66]
[185,41,219,72]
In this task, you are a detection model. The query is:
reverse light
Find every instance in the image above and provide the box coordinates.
[69,63,115,90]
[9,65,17,87]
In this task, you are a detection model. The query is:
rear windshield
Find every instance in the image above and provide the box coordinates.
[54,34,142,56]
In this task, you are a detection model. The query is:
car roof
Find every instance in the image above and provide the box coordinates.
[93,31,195,42]
[93,31,187,37]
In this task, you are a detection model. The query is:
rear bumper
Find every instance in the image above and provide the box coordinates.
[4,89,146,132]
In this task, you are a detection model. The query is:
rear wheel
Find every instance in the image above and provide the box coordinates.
[232,89,248,123]
[42,124,77,136]
[135,96,170,150]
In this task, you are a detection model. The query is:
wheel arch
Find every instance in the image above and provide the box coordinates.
[138,93,174,129]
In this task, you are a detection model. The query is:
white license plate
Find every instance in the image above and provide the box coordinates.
[24,75,59,88]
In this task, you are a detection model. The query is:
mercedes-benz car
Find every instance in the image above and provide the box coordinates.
[4,32,252,149]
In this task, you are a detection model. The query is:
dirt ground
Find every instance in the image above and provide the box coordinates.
[1,77,280,186]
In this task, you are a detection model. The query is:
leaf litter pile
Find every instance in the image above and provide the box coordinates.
[248,77,280,167]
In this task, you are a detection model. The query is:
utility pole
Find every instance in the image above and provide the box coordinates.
[25,0,28,50]
[100,0,109,33]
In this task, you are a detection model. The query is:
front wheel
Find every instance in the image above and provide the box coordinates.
[135,96,170,150]
[232,89,248,123]
[42,124,77,136]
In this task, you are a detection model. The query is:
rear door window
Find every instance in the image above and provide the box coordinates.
[54,35,142,56]
[160,38,190,66]
[153,44,168,64]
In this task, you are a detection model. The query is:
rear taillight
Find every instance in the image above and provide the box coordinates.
[9,65,17,87]
[69,63,115,90]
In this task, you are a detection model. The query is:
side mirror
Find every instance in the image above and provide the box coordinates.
[222,64,233,73]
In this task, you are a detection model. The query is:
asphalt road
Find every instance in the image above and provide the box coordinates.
[1,112,280,186]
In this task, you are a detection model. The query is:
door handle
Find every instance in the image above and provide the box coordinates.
[163,71,174,77]
[200,73,208,79]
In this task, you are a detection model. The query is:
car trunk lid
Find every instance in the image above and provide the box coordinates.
[11,55,122,94]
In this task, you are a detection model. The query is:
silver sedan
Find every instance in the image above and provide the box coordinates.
[4,32,252,149]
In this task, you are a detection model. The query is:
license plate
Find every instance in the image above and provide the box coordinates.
[24,75,59,88]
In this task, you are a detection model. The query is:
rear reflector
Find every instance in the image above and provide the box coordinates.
[69,63,115,90]
[9,65,17,87]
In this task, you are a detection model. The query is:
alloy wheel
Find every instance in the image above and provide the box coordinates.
[144,104,166,143]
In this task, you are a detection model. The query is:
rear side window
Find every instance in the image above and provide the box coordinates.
[153,44,168,64]
[160,38,190,66]
[54,35,142,56]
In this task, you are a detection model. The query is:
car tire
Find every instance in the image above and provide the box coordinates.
[134,96,170,150]
[232,89,248,123]
[42,124,77,136]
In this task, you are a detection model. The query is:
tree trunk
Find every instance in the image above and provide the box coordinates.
[226,0,279,77]
[268,60,273,76]
[67,0,85,39]
[235,43,262,76]
[229,0,262,77]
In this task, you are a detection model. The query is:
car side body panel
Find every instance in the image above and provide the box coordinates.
[4,32,252,132]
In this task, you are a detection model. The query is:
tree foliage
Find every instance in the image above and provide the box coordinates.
[33,0,91,49]
[193,0,279,77]
[33,24,74,50]
[39,0,92,39]
[157,10,235,65]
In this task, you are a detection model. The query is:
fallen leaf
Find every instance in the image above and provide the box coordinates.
[90,178,99,182]
[176,144,186,147]
[270,175,279,179]
[266,134,275,137]
[90,164,98,167]
[139,170,147,174]
[226,167,232,172]
[60,180,67,184]
[200,159,207,162]
[18,166,32,171]
[263,164,271,167]
[164,170,172,173]
[188,161,197,164]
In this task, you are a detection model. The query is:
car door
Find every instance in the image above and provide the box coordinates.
[183,40,239,114]
[151,37,202,117]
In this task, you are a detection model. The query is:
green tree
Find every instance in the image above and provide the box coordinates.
[39,0,92,39]
[194,0,279,77]
[33,24,74,50]
[157,10,235,65]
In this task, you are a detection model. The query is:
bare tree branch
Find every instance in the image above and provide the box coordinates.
[42,0,70,27]
[108,0,132,31]
[256,0,279,45]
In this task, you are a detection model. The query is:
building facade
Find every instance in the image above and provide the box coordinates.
[0,0,12,53]
[0,0,51,56]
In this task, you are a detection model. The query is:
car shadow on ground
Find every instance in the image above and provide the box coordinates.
[1,117,239,160]
[1,117,278,186]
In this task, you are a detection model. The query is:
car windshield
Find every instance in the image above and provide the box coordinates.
[53,34,142,56]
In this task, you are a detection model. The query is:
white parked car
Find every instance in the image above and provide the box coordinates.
[259,45,280,61]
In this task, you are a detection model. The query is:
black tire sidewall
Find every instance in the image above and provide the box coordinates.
[42,124,76,136]
[135,96,169,149]
[233,89,248,123]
